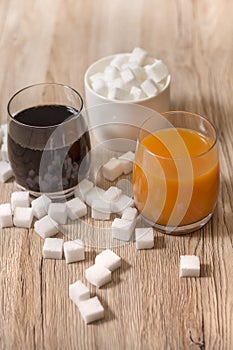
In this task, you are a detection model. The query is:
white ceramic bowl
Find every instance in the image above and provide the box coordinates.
[84,53,171,151]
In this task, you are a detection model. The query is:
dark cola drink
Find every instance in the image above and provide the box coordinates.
[8,104,91,197]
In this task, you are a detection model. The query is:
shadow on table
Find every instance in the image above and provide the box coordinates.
[200,263,212,278]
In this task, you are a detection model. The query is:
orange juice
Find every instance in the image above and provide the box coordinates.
[133,128,219,227]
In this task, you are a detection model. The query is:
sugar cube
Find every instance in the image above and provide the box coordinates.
[111,194,134,214]
[11,191,30,211]
[102,158,123,181]
[121,207,138,221]
[129,47,148,66]
[110,54,128,70]
[78,296,104,324]
[91,79,107,96]
[89,72,104,83]
[34,215,58,239]
[66,197,87,220]
[1,142,8,162]
[130,64,145,81]
[108,87,129,101]
[95,249,121,272]
[107,78,125,90]
[85,186,105,207]
[0,203,13,228]
[103,186,122,202]
[135,227,154,249]
[64,240,85,264]
[91,199,111,220]
[74,179,94,200]
[42,238,63,259]
[130,86,144,100]
[141,78,159,97]
[85,264,111,288]
[13,207,33,228]
[112,218,136,241]
[120,68,136,85]
[104,65,119,81]
[31,195,51,219]
[118,151,135,174]
[69,280,90,305]
[180,255,200,277]
[145,60,169,83]
[48,202,67,225]
[0,161,13,183]
[0,124,7,136]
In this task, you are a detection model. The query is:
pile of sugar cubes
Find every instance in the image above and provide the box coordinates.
[0,128,201,324]
[0,124,13,183]
[89,47,170,101]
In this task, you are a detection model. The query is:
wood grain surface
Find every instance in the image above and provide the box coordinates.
[0,0,233,349]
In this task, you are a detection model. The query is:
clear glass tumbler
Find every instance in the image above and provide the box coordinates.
[7,83,91,199]
[133,111,219,234]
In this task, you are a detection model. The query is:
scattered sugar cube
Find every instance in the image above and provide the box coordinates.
[0,161,13,183]
[121,207,138,221]
[48,202,67,225]
[110,54,128,70]
[66,197,87,220]
[130,86,144,100]
[120,68,136,85]
[0,124,7,136]
[135,227,154,249]
[141,78,159,97]
[95,249,121,272]
[42,238,63,259]
[69,280,90,305]
[89,72,104,83]
[145,60,169,83]
[111,194,134,214]
[74,179,94,200]
[180,255,200,277]
[91,79,107,96]
[11,191,30,211]
[112,218,136,241]
[85,264,111,288]
[104,65,119,81]
[102,158,123,181]
[129,47,148,66]
[91,199,111,220]
[1,142,8,162]
[34,215,58,239]
[64,240,85,264]
[118,151,135,174]
[31,195,51,219]
[103,186,122,202]
[78,296,104,324]
[85,186,105,207]
[13,207,33,228]
[108,87,129,101]
[0,203,13,228]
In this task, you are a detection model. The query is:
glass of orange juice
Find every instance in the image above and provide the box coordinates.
[133,111,219,234]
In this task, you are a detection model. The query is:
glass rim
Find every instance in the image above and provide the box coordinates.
[137,110,218,161]
[7,82,84,129]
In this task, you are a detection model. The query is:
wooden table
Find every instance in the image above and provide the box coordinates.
[0,1,232,349]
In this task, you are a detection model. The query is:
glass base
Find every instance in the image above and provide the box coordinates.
[141,212,213,235]
[17,184,76,201]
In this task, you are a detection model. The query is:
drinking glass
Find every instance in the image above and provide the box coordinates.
[7,83,91,199]
[133,111,219,234]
